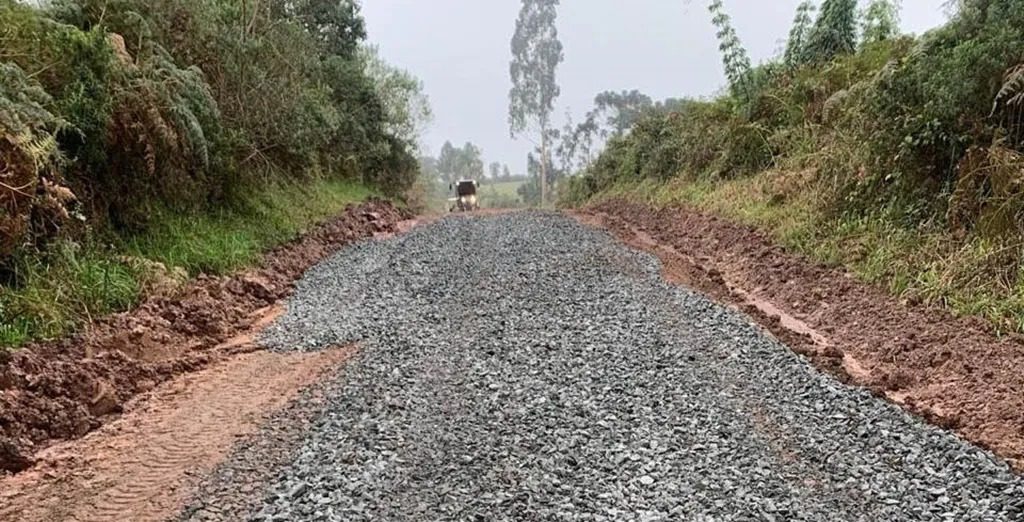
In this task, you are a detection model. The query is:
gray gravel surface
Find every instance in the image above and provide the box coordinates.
[182,212,1024,521]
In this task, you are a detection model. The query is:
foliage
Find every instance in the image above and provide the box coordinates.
[707,0,752,101]
[0,60,69,256]
[592,90,656,135]
[509,0,563,205]
[289,0,366,58]
[994,63,1024,112]
[360,44,433,150]
[0,0,421,227]
[785,1,816,67]
[860,0,901,46]
[488,162,508,180]
[0,0,425,345]
[517,153,545,206]
[843,0,1024,220]
[803,0,858,64]
[564,0,1024,332]
[436,141,484,184]
[1,178,373,347]
[478,179,526,209]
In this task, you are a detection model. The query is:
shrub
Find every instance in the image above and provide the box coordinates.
[1,0,420,240]
[0,61,69,256]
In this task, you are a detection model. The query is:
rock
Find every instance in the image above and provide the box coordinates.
[179,213,1024,522]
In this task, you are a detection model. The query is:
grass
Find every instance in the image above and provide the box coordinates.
[588,171,1024,334]
[0,244,142,346]
[128,179,375,275]
[0,178,376,347]
[478,180,526,209]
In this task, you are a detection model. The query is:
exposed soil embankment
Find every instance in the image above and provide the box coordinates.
[0,200,410,473]
[580,200,1024,470]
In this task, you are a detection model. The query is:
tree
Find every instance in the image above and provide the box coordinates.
[803,0,858,63]
[360,45,432,149]
[517,153,543,205]
[708,0,753,102]
[437,141,460,184]
[489,161,502,179]
[860,0,901,46]
[459,142,484,181]
[419,155,440,181]
[292,0,366,58]
[784,1,817,67]
[436,141,484,184]
[509,0,563,206]
[557,112,599,175]
[593,90,655,135]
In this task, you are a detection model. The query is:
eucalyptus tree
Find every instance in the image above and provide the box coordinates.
[860,0,901,46]
[593,90,656,135]
[509,0,564,206]
[803,0,858,63]
[784,1,817,67]
[437,141,484,184]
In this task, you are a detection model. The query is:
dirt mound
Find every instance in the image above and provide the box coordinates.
[0,200,409,473]
[581,200,1024,470]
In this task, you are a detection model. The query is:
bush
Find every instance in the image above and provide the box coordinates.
[0,0,423,345]
[567,0,1024,230]
[0,62,70,256]
[845,2,1024,217]
[560,0,1024,332]
[0,0,419,239]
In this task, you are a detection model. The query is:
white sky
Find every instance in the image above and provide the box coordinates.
[362,1,951,173]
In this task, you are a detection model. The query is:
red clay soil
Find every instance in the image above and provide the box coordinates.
[0,346,355,522]
[0,199,410,473]
[579,200,1024,471]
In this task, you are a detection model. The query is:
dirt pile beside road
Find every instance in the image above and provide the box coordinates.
[580,200,1024,471]
[0,199,409,473]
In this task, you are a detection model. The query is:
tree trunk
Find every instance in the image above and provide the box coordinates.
[540,129,549,207]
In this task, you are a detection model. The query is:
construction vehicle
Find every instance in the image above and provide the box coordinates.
[449,179,480,212]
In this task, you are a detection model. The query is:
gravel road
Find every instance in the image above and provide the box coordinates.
[182,212,1024,521]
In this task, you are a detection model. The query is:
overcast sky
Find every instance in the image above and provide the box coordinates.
[362,1,950,174]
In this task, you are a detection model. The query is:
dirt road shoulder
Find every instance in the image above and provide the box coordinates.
[577,200,1024,471]
[0,200,410,473]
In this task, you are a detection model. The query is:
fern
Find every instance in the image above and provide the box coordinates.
[0,61,70,254]
[993,64,1024,113]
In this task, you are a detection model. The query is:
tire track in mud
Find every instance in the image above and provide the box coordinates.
[0,345,355,522]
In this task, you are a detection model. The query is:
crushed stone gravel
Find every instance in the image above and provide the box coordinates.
[181,212,1024,521]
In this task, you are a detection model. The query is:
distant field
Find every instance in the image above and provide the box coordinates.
[478,180,526,209]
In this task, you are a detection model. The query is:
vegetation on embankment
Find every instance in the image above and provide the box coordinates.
[0,179,375,347]
[0,0,427,346]
[564,0,1024,333]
